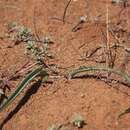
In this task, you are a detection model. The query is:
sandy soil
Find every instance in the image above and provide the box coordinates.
[0,0,130,130]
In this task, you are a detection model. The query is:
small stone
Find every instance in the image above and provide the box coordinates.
[80,94,85,98]
[80,16,87,23]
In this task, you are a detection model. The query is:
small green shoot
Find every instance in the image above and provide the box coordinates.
[5,22,53,61]
[71,113,85,128]
[25,39,53,61]
[7,22,33,43]
[48,125,57,130]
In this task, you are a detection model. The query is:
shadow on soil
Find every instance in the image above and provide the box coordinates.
[0,79,43,130]
[75,74,130,118]
[74,74,130,88]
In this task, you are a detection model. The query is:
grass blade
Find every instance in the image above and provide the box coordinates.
[0,67,48,112]
[69,66,130,85]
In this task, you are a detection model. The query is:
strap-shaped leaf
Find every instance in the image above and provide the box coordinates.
[69,66,130,85]
[0,67,48,112]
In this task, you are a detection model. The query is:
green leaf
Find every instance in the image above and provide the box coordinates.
[0,67,48,112]
[69,66,130,85]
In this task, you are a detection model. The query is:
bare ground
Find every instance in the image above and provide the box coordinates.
[0,0,130,130]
